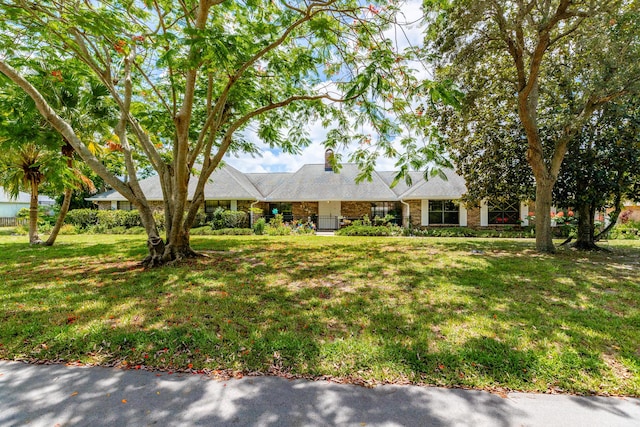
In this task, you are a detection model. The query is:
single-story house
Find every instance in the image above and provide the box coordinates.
[87,151,532,230]
[0,187,55,218]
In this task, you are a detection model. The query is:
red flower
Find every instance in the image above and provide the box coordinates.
[568,211,574,217]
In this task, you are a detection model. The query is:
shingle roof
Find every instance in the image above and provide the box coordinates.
[87,164,262,201]
[87,164,468,202]
[396,169,467,199]
[0,187,55,204]
[245,173,291,197]
[377,171,430,197]
[264,164,398,201]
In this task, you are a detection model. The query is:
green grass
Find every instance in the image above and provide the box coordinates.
[1,234,639,396]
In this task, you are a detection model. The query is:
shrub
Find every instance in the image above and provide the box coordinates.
[409,227,535,238]
[65,209,99,229]
[124,226,146,235]
[13,224,28,235]
[291,219,316,235]
[58,224,78,235]
[17,206,57,225]
[336,225,402,236]
[153,211,166,231]
[223,210,249,228]
[609,221,640,240]
[192,210,208,228]
[264,214,292,235]
[96,210,143,229]
[253,217,266,235]
[211,208,248,229]
[106,226,127,234]
[210,228,253,235]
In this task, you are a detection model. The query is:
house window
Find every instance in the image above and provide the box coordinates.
[370,202,401,218]
[205,200,231,214]
[488,201,520,224]
[428,200,459,225]
[269,203,293,221]
[117,201,132,211]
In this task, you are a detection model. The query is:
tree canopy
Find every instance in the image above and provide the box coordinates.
[425,0,640,252]
[1,1,453,264]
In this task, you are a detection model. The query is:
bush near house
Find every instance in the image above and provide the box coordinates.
[410,227,536,239]
[210,208,249,230]
[336,225,403,236]
[609,221,640,240]
[64,209,167,233]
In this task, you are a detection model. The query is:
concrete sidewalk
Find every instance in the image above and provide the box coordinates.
[1,361,639,426]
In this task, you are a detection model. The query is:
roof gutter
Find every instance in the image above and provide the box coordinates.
[399,199,411,228]
[250,199,261,227]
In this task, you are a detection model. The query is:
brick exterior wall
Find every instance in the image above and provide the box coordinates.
[405,200,422,227]
[292,202,318,218]
[341,201,373,219]
[466,205,481,228]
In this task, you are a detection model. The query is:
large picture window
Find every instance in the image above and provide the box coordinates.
[428,200,459,225]
[205,200,231,214]
[488,201,520,224]
[370,202,401,222]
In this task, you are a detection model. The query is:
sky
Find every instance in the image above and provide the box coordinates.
[223,0,427,174]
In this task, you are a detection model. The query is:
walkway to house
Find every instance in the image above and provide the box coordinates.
[1,361,639,426]
[315,230,336,236]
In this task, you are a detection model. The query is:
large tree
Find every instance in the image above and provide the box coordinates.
[434,78,640,250]
[425,0,640,252]
[0,1,449,265]
[554,100,640,249]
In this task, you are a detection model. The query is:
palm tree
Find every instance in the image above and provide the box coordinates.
[1,66,116,245]
[0,144,59,243]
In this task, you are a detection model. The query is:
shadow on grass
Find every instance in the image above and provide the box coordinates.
[0,235,639,395]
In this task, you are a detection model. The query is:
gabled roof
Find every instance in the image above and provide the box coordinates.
[245,172,291,197]
[264,164,398,202]
[87,164,262,201]
[396,169,467,199]
[86,163,468,202]
[377,171,430,197]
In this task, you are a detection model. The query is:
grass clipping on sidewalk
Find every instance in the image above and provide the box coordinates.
[0,234,638,396]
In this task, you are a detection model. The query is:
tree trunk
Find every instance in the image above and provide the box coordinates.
[573,203,600,250]
[43,187,72,246]
[28,178,42,245]
[595,193,623,242]
[163,226,200,263]
[534,179,555,253]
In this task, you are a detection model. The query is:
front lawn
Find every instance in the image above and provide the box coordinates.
[0,234,638,396]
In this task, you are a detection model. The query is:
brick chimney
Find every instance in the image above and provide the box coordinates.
[324,149,334,171]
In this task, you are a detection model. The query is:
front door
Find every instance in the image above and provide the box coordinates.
[318,201,341,230]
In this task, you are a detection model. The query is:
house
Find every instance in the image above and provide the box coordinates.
[0,187,55,218]
[87,151,532,230]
